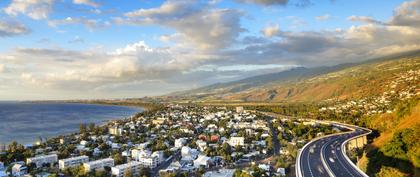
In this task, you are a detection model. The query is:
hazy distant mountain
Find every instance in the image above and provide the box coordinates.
[164,50,420,102]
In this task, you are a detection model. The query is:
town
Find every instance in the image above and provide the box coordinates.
[0,105,338,177]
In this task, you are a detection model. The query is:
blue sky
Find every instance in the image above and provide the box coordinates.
[0,0,419,100]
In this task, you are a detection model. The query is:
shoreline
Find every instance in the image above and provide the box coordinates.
[0,102,145,147]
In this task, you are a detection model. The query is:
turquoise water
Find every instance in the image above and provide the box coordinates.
[0,102,142,145]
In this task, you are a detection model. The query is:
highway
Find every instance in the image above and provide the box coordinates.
[297,125,371,177]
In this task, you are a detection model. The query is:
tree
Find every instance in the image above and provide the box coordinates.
[124,168,132,177]
[113,153,124,165]
[376,167,408,177]
[80,123,87,134]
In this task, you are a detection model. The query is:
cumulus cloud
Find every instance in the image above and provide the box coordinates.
[389,0,420,27]
[262,24,280,37]
[235,0,288,6]
[0,20,30,37]
[117,0,245,50]
[315,14,330,21]
[4,0,54,20]
[73,0,99,8]
[2,0,420,99]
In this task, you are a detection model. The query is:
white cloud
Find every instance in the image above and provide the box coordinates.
[73,0,99,8]
[347,15,385,25]
[262,24,280,37]
[0,20,30,37]
[0,64,5,73]
[315,14,330,21]
[48,17,111,29]
[390,0,420,27]
[4,0,54,20]
[118,0,245,50]
[235,0,288,6]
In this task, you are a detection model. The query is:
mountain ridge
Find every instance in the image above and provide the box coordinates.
[164,50,420,102]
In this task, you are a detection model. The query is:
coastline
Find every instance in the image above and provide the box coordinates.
[0,102,144,146]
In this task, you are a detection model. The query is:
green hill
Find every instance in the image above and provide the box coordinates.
[165,50,420,103]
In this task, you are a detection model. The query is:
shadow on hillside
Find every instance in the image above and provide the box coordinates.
[365,147,419,176]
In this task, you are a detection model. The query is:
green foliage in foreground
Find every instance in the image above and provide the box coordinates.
[381,126,420,168]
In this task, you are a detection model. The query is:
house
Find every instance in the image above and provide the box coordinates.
[236,107,244,113]
[26,154,58,168]
[35,172,52,177]
[203,169,235,177]
[228,137,244,147]
[258,164,271,172]
[132,149,165,168]
[196,140,207,151]
[59,155,89,170]
[80,140,88,146]
[12,164,27,177]
[181,146,199,162]
[83,158,114,173]
[159,161,182,174]
[276,168,286,176]
[174,138,187,148]
[109,126,123,136]
[193,155,212,168]
[111,161,142,177]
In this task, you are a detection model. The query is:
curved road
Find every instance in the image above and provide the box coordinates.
[297,125,370,177]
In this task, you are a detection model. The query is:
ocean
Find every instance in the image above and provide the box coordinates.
[0,102,143,145]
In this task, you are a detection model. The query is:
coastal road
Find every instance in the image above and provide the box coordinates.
[297,126,370,177]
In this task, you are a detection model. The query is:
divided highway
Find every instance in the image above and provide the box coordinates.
[296,123,371,177]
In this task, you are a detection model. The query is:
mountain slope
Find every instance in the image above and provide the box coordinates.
[166,50,420,102]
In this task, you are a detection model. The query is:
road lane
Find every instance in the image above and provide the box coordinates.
[297,128,370,177]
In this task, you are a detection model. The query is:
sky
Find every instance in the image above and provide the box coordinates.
[0,0,419,100]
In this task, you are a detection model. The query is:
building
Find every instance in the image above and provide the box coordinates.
[236,106,244,113]
[203,169,235,177]
[12,164,27,177]
[152,118,166,125]
[26,154,58,168]
[111,161,142,177]
[193,155,212,168]
[132,149,164,168]
[109,126,123,136]
[196,140,207,151]
[174,138,186,148]
[59,155,89,170]
[228,137,245,146]
[83,158,114,173]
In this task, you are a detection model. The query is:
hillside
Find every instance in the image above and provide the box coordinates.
[166,50,420,103]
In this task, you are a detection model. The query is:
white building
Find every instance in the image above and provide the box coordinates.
[236,106,244,113]
[132,149,164,168]
[12,164,27,177]
[203,169,235,177]
[83,158,114,173]
[111,161,142,177]
[196,140,207,151]
[174,138,187,148]
[59,155,89,170]
[109,126,123,136]
[193,155,212,168]
[228,137,245,146]
[26,154,58,168]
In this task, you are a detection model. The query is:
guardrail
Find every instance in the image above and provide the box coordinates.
[340,127,371,177]
[295,119,371,177]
